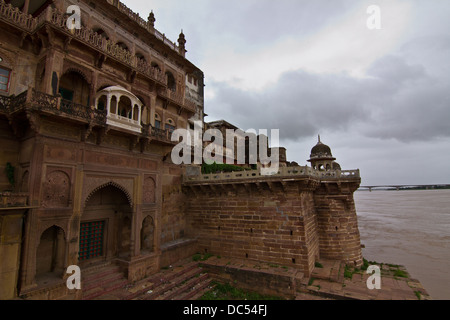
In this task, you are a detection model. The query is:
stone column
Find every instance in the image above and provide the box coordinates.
[22,0,30,14]
[150,95,156,127]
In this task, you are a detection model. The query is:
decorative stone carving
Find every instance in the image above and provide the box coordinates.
[83,177,134,208]
[143,177,156,204]
[42,170,71,208]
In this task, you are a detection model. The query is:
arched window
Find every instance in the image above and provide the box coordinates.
[93,28,109,40]
[136,52,146,62]
[140,216,154,253]
[165,118,176,133]
[133,105,139,121]
[166,71,176,91]
[97,95,107,111]
[154,113,161,129]
[59,70,90,106]
[118,96,132,119]
[110,96,117,114]
[151,62,161,72]
[117,42,128,51]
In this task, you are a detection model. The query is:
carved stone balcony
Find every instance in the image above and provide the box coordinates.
[107,113,141,134]
[0,192,29,209]
[141,124,175,146]
[2,89,181,146]
[157,87,196,114]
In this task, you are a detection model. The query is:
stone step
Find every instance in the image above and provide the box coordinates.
[82,277,129,300]
[136,266,204,300]
[82,264,122,283]
[174,277,212,300]
[187,280,215,301]
[122,261,200,300]
[81,263,128,300]
[157,273,210,300]
[83,271,125,292]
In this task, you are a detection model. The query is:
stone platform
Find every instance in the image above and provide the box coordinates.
[199,256,431,300]
[70,254,431,300]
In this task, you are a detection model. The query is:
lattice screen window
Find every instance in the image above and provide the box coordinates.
[79,221,105,261]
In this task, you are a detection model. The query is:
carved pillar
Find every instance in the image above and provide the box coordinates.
[42,48,56,95]
[150,95,156,127]
[106,94,111,116]
[22,0,30,14]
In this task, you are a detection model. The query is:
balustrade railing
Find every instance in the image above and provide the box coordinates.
[0,1,179,79]
[0,1,36,31]
[10,89,107,125]
[0,192,29,208]
[0,94,11,112]
[136,58,166,83]
[60,99,90,119]
[157,87,195,113]
[184,166,360,183]
[141,123,174,143]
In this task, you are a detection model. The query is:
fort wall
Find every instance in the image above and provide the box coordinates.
[184,170,362,277]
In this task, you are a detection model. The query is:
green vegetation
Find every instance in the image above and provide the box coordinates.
[4,162,15,188]
[361,258,370,271]
[308,277,315,286]
[344,265,353,279]
[414,291,422,300]
[314,262,323,268]
[199,281,283,300]
[201,162,247,174]
[394,269,408,278]
[193,253,214,262]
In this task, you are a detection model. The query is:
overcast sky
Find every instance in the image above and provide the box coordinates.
[126,0,450,186]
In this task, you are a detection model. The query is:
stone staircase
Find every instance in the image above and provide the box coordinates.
[80,260,212,300]
[127,261,212,300]
[81,262,129,300]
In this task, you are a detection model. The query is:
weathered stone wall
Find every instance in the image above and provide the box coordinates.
[0,119,20,191]
[314,182,363,267]
[161,164,187,245]
[184,177,363,276]
[184,180,321,276]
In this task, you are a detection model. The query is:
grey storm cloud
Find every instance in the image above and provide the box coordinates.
[207,38,450,144]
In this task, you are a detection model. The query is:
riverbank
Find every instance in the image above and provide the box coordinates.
[355,189,450,300]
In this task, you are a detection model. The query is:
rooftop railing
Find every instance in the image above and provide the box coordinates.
[0,1,36,31]
[0,1,181,82]
[183,166,360,184]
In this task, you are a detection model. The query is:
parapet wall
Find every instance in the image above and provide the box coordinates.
[183,167,362,276]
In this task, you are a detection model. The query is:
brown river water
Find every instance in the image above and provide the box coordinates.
[354,189,450,300]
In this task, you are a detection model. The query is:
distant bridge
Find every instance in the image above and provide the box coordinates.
[359,184,450,191]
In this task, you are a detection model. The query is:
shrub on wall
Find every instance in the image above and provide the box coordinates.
[5,162,15,189]
[201,162,246,174]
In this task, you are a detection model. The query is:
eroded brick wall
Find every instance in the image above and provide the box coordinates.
[314,182,363,267]
[185,181,320,276]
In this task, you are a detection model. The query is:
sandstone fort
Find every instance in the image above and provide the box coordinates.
[0,0,371,300]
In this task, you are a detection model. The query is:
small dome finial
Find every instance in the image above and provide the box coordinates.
[318,134,321,143]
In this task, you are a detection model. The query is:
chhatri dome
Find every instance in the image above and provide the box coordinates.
[308,135,341,171]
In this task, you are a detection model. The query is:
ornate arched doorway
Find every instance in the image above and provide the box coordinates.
[80,185,133,266]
